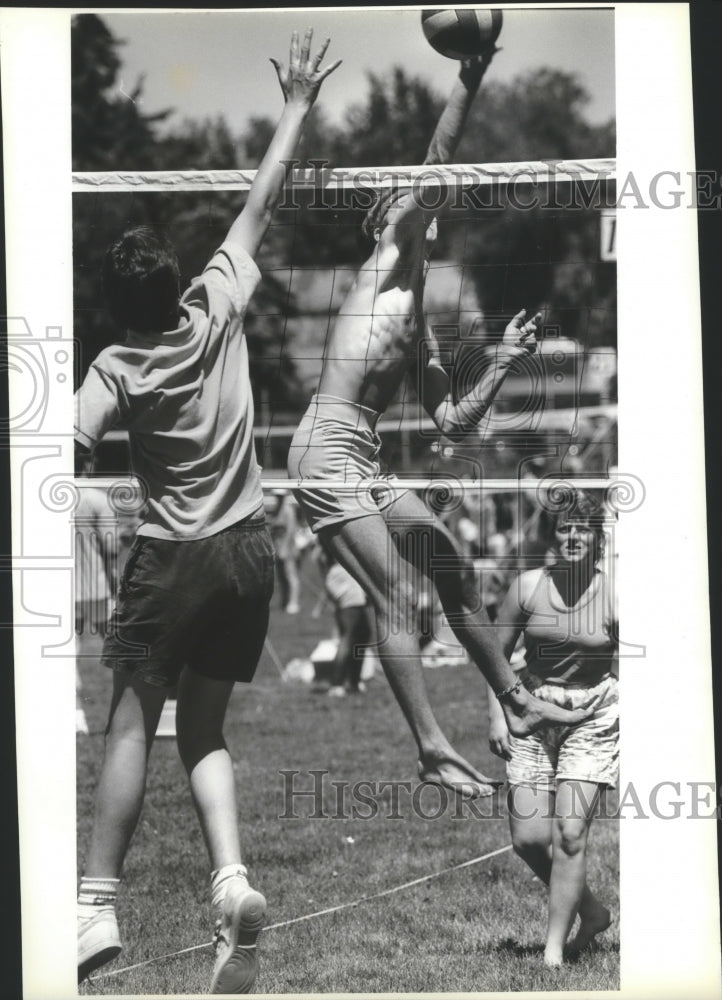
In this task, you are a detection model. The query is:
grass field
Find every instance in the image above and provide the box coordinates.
[77,556,619,996]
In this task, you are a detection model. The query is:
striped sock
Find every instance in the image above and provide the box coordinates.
[211,864,249,909]
[78,877,120,920]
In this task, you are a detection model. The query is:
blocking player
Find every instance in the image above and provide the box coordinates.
[288,50,596,797]
[75,31,340,993]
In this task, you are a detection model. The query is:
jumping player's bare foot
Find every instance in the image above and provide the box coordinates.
[418,749,502,799]
[501,684,600,738]
[568,903,611,955]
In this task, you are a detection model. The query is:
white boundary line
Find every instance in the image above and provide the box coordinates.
[88,844,513,982]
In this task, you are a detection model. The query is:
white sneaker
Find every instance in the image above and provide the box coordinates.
[210,880,267,994]
[78,907,121,982]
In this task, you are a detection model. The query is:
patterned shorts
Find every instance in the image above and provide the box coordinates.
[506,673,619,789]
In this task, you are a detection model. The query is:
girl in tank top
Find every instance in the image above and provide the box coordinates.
[487,489,618,967]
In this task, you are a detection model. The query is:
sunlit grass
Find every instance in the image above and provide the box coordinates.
[77,557,619,995]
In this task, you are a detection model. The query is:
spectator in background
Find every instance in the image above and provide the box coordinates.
[317,548,371,696]
[270,490,303,614]
[478,529,512,624]
[74,475,118,642]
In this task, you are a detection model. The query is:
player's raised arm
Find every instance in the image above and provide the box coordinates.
[425,49,496,166]
[419,309,540,440]
[376,48,497,247]
[226,29,341,259]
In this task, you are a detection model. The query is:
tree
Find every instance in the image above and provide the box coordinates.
[154,116,240,172]
[72,13,168,171]
[72,14,617,419]
[455,67,615,164]
[72,14,170,377]
[71,14,306,410]
[445,68,617,347]
[342,67,444,166]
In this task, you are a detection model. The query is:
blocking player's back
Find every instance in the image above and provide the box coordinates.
[75,238,264,538]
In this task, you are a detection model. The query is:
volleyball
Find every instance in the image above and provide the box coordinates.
[421,9,503,60]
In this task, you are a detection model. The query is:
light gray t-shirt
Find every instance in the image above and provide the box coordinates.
[75,241,264,540]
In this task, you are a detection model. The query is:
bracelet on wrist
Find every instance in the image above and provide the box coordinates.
[496,677,523,701]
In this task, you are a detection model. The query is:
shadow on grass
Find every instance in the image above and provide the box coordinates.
[496,935,620,962]
[495,937,545,958]
[565,937,620,964]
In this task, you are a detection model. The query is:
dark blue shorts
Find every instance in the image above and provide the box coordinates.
[101,515,275,688]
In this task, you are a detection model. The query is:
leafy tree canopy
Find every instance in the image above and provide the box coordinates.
[72,14,616,413]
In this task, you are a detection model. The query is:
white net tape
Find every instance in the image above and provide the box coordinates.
[73,157,618,490]
[72,158,616,193]
[79,475,627,494]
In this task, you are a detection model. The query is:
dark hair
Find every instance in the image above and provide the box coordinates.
[359,188,405,253]
[103,227,180,334]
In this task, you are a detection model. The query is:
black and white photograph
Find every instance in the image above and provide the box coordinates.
[2,4,720,999]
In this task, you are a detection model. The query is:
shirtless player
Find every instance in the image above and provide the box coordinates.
[288,52,596,797]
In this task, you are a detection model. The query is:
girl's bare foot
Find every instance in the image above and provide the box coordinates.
[543,949,563,968]
[568,903,611,954]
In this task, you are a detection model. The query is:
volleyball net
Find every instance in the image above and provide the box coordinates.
[72,158,618,485]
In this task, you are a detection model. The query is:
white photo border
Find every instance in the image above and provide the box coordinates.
[2,4,719,998]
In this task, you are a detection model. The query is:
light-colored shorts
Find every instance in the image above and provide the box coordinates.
[287,394,408,533]
[325,562,368,609]
[506,673,619,789]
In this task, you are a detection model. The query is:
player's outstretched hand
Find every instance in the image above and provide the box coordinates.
[270,29,341,108]
[460,44,501,82]
[503,308,541,356]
